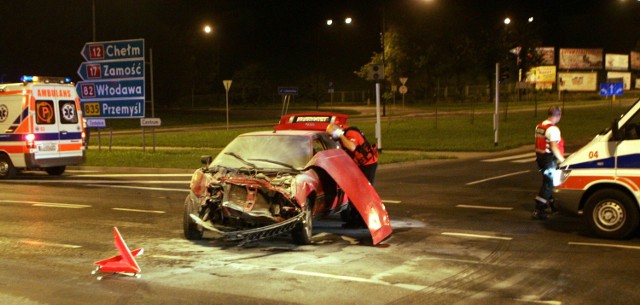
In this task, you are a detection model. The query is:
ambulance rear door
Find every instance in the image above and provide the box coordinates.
[32,85,84,162]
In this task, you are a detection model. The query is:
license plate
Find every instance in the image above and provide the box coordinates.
[38,143,58,152]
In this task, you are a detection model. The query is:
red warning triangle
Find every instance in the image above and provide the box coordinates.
[94,227,143,274]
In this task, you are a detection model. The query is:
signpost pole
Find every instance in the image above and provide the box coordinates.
[223,80,232,131]
[150,48,155,118]
[494,63,499,146]
[375,82,382,152]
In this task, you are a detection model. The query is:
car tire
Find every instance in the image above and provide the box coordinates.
[45,166,66,176]
[585,189,639,239]
[183,193,204,240]
[0,155,17,179]
[292,199,313,245]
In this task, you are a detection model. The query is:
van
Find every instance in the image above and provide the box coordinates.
[555,99,640,239]
[0,76,86,178]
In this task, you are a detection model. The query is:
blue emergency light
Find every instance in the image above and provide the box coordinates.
[20,75,72,84]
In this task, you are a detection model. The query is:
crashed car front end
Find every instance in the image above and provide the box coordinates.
[185,164,313,245]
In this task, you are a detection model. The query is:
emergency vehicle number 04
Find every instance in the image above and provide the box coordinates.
[84,102,101,117]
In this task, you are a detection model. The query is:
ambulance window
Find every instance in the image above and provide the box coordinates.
[59,100,78,124]
[35,100,56,125]
[623,111,640,140]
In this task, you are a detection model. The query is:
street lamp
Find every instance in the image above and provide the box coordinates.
[528,17,534,23]
[504,17,511,25]
[326,19,333,26]
[345,17,352,24]
[203,25,212,34]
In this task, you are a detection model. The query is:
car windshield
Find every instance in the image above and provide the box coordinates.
[212,134,311,170]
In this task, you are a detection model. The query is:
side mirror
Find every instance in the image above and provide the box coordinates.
[611,119,623,141]
[200,155,213,167]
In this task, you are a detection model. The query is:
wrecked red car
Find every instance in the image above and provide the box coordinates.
[183,113,392,245]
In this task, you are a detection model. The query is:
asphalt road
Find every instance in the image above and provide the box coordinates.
[1,148,639,305]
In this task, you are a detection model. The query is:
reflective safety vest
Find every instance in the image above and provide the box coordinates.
[535,121,564,155]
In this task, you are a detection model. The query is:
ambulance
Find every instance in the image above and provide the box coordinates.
[0,76,86,178]
[555,98,640,239]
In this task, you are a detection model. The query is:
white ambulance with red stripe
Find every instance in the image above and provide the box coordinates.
[555,99,640,239]
[0,76,86,178]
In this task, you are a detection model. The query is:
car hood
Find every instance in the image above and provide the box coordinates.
[306,149,392,245]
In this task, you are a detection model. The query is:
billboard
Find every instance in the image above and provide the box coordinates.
[526,66,556,90]
[631,51,640,70]
[558,72,598,91]
[606,72,631,90]
[559,49,603,70]
[605,54,629,71]
[536,47,555,65]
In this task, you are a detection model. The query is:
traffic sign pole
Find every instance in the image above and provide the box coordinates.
[223,80,232,130]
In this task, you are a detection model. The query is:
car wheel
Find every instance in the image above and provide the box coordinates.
[183,193,203,240]
[585,189,639,239]
[45,166,66,176]
[292,199,313,245]
[0,155,17,179]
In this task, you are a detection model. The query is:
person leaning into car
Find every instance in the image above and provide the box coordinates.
[325,123,379,184]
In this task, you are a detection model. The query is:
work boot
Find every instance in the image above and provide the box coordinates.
[532,208,548,220]
[548,197,558,213]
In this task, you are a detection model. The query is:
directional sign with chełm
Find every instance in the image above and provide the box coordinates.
[599,82,624,97]
[77,39,146,118]
[81,39,144,61]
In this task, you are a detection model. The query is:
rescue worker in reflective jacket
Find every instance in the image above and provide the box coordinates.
[533,106,565,220]
[326,123,379,227]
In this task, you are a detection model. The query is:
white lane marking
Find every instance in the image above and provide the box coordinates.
[466,170,530,186]
[280,269,427,291]
[20,239,82,249]
[0,200,91,209]
[511,157,537,163]
[88,184,189,192]
[73,173,193,178]
[65,170,100,173]
[568,241,640,251]
[456,204,513,211]
[441,232,513,241]
[2,180,189,184]
[382,199,402,204]
[482,153,534,162]
[515,297,563,305]
[113,208,166,214]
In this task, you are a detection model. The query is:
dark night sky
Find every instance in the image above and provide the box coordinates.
[1,0,639,103]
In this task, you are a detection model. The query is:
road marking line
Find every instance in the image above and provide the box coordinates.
[515,298,562,305]
[466,170,530,186]
[2,180,189,184]
[87,184,189,192]
[280,269,427,291]
[482,153,534,162]
[74,173,193,177]
[20,239,82,249]
[511,157,537,163]
[456,204,513,211]
[441,232,513,241]
[568,241,640,250]
[0,200,91,209]
[382,199,402,204]
[113,208,166,214]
